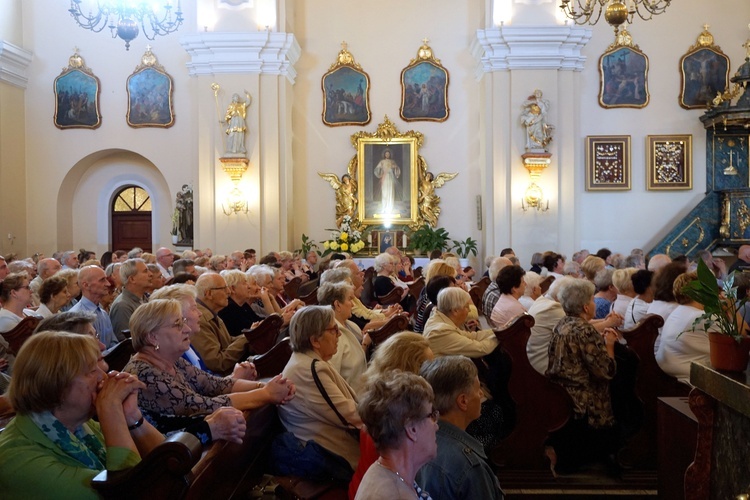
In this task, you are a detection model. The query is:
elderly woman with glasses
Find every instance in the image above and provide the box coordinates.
[273,306,363,484]
[355,370,438,500]
[0,273,34,333]
[123,300,295,434]
[373,253,412,311]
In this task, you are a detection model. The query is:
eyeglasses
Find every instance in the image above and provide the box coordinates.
[167,317,189,330]
[422,408,440,423]
[323,324,340,334]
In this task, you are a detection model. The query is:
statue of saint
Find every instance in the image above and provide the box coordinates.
[521,89,554,152]
[224,91,251,157]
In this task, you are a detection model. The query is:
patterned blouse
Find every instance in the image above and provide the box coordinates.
[124,357,234,428]
[546,315,616,428]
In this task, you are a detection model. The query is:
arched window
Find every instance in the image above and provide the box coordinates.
[111,185,152,252]
[113,185,152,212]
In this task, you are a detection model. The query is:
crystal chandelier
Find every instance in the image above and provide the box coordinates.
[559,0,671,33]
[68,1,184,50]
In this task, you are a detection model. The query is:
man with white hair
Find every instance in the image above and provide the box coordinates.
[69,265,118,350]
[226,251,245,270]
[193,273,249,375]
[60,250,79,270]
[109,259,151,338]
[128,247,144,259]
[647,253,671,272]
[29,257,62,306]
[729,245,750,274]
[481,256,512,318]
[155,247,174,278]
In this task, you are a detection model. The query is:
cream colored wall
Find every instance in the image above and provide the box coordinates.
[0,0,23,44]
[291,0,486,265]
[7,0,750,263]
[574,2,750,256]
[0,83,27,257]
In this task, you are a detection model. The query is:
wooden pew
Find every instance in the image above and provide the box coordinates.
[297,278,319,298]
[91,404,281,500]
[300,287,319,306]
[104,339,136,372]
[406,276,425,303]
[368,313,409,348]
[242,314,283,355]
[3,316,40,355]
[375,286,402,307]
[283,276,303,301]
[490,314,573,482]
[360,267,376,308]
[252,338,293,379]
[616,314,690,470]
[469,276,491,312]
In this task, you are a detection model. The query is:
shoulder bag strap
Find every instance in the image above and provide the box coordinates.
[311,359,353,428]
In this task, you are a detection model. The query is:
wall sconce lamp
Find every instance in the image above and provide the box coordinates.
[521,153,551,212]
[222,186,249,215]
[219,157,250,216]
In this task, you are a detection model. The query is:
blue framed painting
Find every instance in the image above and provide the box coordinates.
[322,43,371,127]
[127,48,175,128]
[599,41,649,109]
[54,51,101,129]
[400,42,449,122]
[679,27,729,109]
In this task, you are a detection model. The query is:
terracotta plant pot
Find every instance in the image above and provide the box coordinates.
[708,332,750,372]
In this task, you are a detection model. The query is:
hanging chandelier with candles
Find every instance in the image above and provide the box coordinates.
[559,0,672,33]
[68,0,184,50]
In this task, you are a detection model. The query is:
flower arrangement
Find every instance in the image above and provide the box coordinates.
[321,216,367,255]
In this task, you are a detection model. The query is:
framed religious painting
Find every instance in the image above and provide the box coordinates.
[679,25,730,109]
[353,117,421,227]
[647,135,692,190]
[599,29,649,109]
[126,47,175,128]
[400,40,449,122]
[53,49,101,129]
[586,135,631,191]
[322,42,371,127]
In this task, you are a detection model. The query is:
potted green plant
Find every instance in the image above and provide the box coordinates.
[407,225,450,256]
[681,259,750,371]
[451,237,478,259]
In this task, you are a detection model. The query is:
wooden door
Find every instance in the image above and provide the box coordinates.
[111,186,152,252]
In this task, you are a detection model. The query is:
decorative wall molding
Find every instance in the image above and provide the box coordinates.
[471,25,592,77]
[0,41,33,89]
[180,32,301,83]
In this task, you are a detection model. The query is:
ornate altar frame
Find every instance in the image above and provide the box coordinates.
[318,116,456,231]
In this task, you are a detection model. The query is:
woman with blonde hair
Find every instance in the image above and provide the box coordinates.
[349,332,435,499]
[611,268,637,317]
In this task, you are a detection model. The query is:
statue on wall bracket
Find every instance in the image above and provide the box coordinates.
[212,83,251,182]
[319,116,457,232]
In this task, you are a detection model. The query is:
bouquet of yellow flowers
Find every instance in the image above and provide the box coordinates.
[322,216,367,255]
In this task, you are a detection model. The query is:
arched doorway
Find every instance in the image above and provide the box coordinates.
[111,185,152,252]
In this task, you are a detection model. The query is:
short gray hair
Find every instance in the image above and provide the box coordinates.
[557,278,595,316]
[172,259,195,275]
[149,283,198,301]
[317,281,353,306]
[221,269,247,287]
[248,265,274,287]
[489,257,512,281]
[289,306,334,352]
[128,247,144,259]
[374,253,396,272]
[119,258,145,282]
[319,268,351,285]
[436,287,471,315]
[420,355,477,414]
[593,267,613,292]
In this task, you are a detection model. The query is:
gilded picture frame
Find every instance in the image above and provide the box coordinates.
[400,40,449,122]
[586,135,631,191]
[647,135,693,190]
[54,50,102,130]
[679,26,730,110]
[126,47,175,128]
[599,29,649,109]
[322,43,371,127]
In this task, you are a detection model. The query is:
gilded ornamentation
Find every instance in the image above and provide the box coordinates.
[647,135,692,190]
[720,192,731,239]
[322,42,371,126]
[737,200,750,238]
[400,38,450,122]
[54,48,101,130]
[321,116,456,230]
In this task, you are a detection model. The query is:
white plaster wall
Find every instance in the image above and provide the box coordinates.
[291,0,486,265]
[0,0,23,44]
[575,2,750,256]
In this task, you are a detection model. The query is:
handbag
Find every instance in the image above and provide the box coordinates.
[311,359,360,441]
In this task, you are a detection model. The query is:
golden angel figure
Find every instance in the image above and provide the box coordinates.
[319,172,358,226]
[419,171,457,227]
[224,91,251,156]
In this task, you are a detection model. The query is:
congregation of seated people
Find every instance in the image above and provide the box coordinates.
[0,243,746,498]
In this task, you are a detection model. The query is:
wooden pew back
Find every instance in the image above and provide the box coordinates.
[4,316,40,355]
[243,314,284,355]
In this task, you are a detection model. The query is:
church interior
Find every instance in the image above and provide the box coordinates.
[2,0,750,498]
